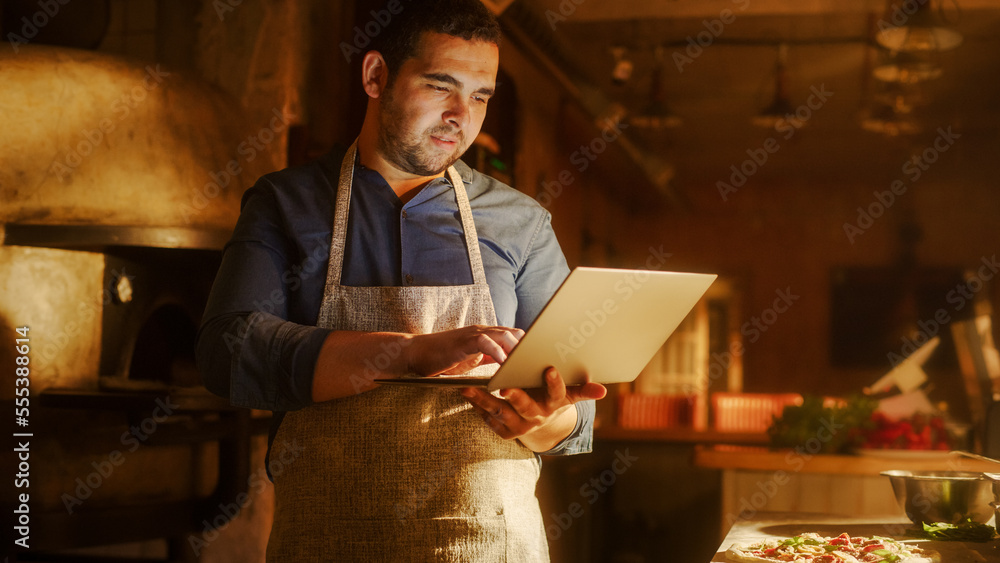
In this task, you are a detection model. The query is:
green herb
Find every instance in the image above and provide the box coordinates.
[779,536,802,547]
[778,536,822,548]
[768,394,879,454]
[920,520,996,542]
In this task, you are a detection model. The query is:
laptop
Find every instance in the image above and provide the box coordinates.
[375,267,717,391]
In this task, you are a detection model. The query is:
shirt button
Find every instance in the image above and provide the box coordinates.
[405,274,414,285]
[401,210,408,219]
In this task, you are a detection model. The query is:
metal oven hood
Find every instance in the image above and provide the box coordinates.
[0,44,280,243]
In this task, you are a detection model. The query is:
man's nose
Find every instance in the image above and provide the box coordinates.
[443,95,470,130]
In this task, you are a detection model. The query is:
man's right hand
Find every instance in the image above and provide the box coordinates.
[405,325,524,377]
[311,325,523,402]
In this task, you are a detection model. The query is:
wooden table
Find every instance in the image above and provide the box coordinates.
[695,447,1000,475]
[694,447,1000,535]
[710,513,1000,562]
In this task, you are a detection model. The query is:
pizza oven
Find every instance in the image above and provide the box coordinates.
[0,46,280,557]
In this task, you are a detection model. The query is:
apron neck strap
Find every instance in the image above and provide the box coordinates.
[445,165,487,286]
[327,140,488,286]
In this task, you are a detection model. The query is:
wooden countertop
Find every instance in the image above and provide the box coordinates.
[710,513,1000,562]
[695,447,1000,475]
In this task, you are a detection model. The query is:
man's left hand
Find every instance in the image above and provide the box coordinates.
[459,367,606,452]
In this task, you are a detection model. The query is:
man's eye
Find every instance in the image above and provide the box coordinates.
[472,96,489,104]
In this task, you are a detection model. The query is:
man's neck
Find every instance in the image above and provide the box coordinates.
[356,127,444,204]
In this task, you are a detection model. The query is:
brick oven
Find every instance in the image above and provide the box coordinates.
[1,45,282,561]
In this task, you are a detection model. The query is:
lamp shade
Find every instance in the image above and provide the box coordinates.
[875,2,963,52]
[873,51,943,83]
[877,25,963,52]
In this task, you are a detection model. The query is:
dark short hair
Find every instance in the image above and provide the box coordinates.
[369,0,501,80]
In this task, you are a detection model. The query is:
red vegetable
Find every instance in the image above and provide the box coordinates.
[858,412,952,451]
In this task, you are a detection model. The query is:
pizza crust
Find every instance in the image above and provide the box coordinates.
[725,544,781,563]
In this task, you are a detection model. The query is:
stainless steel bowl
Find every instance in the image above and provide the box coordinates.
[983,473,1000,534]
[881,470,994,525]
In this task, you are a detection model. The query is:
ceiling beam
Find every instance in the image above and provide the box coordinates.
[543,0,996,21]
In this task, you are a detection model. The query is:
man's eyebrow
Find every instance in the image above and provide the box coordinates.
[422,72,495,97]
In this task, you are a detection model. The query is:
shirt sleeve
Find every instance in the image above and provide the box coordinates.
[514,209,595,456]
[196,179,329,412]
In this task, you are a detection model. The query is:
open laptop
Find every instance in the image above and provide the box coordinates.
[375,267,717,391]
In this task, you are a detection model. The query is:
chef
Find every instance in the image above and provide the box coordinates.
[196,0,606,559]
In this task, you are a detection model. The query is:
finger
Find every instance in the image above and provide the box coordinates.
[484,414,516,439]
[440,352,484,375]
[565,382,608,402]
[460,387,507,419]
[542,367,567,408]
[476,333,507,364]
[501,387,542,419]
[498,330,520,354]
[461,388,521,437]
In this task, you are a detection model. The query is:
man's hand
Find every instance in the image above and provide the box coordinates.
[311,325,522,402]
[406,325,523,376]
[460,367,607,452]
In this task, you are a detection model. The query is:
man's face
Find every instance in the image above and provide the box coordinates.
[376,32,499,177]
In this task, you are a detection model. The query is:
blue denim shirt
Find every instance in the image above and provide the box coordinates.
[196,147,594,457]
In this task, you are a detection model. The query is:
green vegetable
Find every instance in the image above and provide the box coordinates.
[920,520,996,542]
[779,536,821,547]
[768,394,879,454]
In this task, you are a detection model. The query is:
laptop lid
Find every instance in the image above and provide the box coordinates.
[375,267,717,391]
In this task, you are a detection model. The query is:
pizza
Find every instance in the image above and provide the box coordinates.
[726,532,940,563]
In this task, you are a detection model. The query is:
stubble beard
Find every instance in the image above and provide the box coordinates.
[376,86,467,177]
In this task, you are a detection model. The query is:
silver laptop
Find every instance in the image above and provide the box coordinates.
[375,267,717,391]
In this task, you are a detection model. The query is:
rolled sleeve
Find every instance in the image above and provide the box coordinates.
[196,174,330,412]
[197,311,329,411]
[537,401,595,456]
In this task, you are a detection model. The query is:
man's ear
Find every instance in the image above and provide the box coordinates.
[361,51,389,98]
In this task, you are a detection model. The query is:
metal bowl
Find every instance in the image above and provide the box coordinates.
[881,470,994,525]
[983,473,1000,534]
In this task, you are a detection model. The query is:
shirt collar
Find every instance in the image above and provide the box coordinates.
[353,158,472,186]
[353,157,473,208]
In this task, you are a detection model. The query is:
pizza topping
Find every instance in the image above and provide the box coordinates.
[727,532,937,563]
[828,534,851,546]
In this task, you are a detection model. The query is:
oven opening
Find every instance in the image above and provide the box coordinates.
[128,304,200,387]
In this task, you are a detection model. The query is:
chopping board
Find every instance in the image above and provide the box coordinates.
[710,513,1000,562]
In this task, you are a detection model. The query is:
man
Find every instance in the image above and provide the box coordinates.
[196,0,605,559]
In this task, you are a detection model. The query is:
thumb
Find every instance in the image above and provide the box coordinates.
[568,383,607,402]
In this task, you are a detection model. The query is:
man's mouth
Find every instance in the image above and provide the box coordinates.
[431,135,457,145]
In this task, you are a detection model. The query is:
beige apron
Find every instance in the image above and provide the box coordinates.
[266,143,548,562]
